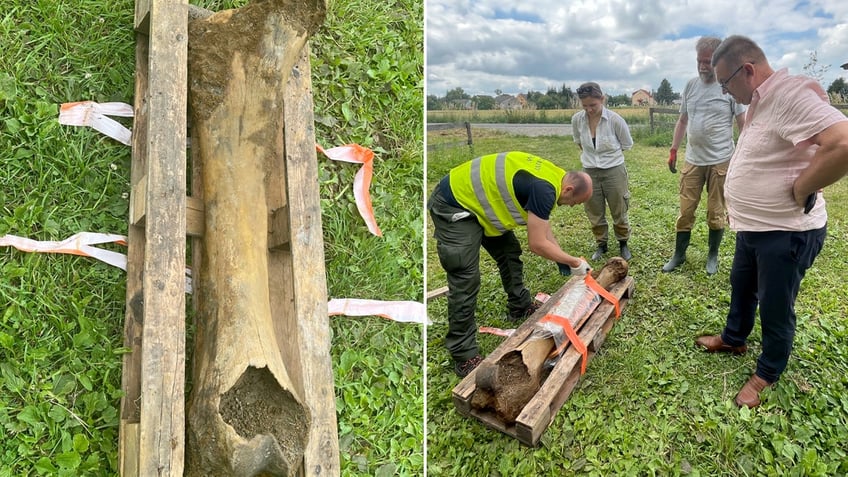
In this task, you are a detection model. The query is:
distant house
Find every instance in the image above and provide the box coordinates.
[631,89,656,106]
[494,93,526,110]
[449,99,474,110]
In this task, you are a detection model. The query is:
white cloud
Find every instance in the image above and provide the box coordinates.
[426,0,848,98]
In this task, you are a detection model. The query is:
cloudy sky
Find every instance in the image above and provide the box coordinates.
[426,0,848,98]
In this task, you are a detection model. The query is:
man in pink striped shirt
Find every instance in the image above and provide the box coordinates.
[695,35,848,407]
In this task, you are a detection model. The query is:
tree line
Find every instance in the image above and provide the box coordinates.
[427,79,678,111]
[428,76,848,111]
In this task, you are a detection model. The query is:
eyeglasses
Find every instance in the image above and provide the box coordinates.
[577,85,603,98]
[719,64,746,92]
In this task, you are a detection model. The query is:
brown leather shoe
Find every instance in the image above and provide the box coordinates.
[694,335,747,354]
[735,375,773,408]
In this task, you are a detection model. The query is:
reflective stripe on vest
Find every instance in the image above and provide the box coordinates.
[470,153,524,233]
[449,152,565,236]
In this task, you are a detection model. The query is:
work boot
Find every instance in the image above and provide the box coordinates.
[706,228,724,275]
[507,301,542,322]
[662,231,691,273]
[454,355,483,378]
[591,241,608,261]
[618,240,632,261]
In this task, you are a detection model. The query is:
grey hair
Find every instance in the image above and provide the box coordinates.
[711,35,767,68]
[696,36,721,54]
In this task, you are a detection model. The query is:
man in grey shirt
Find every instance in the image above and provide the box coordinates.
[663,36,747,274]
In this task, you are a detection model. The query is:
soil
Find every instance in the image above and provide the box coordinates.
[219,366,309,473]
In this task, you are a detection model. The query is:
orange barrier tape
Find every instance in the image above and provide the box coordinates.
[1,232,194,293]
[584,273,620,318]
[1,232,128,270]
[58,101,133,146]
[316,144,382,237]
[540,313,588,374]
[534,292,551,304]
[58,101,384,237]
[3,233,427,324]
[479,326,515,337]
[327,298,427,325]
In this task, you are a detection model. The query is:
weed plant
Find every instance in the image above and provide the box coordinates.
[0,0,422,475]
[426,131,848,476]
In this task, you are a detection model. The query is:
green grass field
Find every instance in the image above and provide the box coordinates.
[0,1,422,475]
[425,131,848,476]
[427,107,654,125]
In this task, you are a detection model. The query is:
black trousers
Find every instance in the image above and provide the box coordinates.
[428,186,531,362]
[721,226,826,383]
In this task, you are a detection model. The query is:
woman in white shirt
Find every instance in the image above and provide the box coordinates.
[571,82,634,261]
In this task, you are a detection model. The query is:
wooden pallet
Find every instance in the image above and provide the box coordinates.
[118,1,339,474]
[452,275,635,447]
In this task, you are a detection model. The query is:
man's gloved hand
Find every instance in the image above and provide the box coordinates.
[557,262,571,276]
[668,148,678,173]
[570,259,591,277]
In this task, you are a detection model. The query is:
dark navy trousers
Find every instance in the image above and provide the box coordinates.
[721,226,826,383]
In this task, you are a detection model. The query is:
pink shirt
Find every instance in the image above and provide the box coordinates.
[725,69,848,231]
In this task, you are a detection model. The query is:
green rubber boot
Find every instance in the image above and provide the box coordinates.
[706,228,724,275]
[662,231,690,273]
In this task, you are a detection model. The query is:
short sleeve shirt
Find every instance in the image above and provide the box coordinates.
[725,69,848,232]
[680,77,747,166]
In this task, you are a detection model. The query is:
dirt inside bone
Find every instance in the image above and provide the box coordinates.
[219,366,309,465]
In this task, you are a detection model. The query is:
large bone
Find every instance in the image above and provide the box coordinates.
[472,258,628,423]
[185,1,325,475]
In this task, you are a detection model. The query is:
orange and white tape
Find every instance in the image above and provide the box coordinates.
[58,101,383,236]
[58,101,133,146]
[328,298,427,325]
[2,233,429,324]
[1,232,129,270]
[316,144,382,237]
[479,326,515,337]
[0,232,193,293]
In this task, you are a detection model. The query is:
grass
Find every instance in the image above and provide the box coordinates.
[427,107,655,126]
[425,130,848,476]
[1,0,422,475]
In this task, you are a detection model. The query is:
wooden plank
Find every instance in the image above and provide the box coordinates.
[135,0,151,32]
[515,276,634,446]
[451,275,586,404]
[650,107,679,114]
[185,196,204,237]
[137,0,188,474]
[268,205,291,251]
[129,179,204,237]
[426,286,448,300]
[129,173,146,227]
[426,122,465,131]
[281,45,341,475]
[118,16,150,476]
[452,276,635,447]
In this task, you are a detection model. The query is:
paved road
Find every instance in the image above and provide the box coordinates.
[469,123,572,137]
[428,122,572,137]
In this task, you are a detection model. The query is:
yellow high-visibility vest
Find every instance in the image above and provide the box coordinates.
[449,151,564,236]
